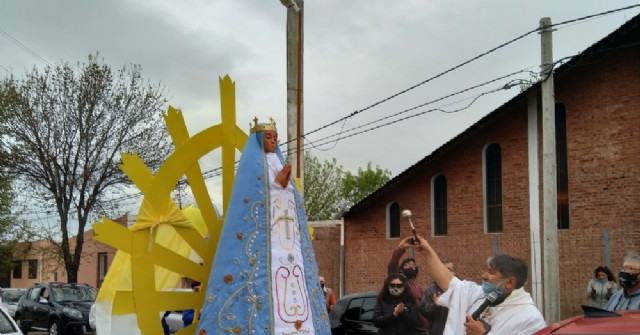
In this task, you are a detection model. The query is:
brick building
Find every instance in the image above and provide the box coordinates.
[337,15,640,319]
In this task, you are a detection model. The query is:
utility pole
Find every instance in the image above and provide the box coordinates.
[280,0,304,193]
[540,17,560,324]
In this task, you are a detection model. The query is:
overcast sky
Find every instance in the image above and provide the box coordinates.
[2,0,639,220]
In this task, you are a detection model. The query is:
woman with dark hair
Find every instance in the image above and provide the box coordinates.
[587,265,619,308]
[373,273,422,335]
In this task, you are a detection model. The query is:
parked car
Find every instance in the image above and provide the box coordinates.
[15,282,97,335]
[161,288,198,334]
[329,291,378,335]
[533,306,640,335]
[1,289,27,319]
[0,304,25,335]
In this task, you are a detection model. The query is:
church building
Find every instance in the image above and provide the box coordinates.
[338,14,640,319]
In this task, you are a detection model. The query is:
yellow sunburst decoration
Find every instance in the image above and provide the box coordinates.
[93,75,317,334]
[93,75,246,335]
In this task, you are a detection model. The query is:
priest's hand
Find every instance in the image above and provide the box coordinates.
[464,315,490,335]
[276,164,292,188]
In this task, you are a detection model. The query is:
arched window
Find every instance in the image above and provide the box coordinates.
[556,103,570,229]
[387,202,400,238]
[484,143,503,233]
[432,174,448,236]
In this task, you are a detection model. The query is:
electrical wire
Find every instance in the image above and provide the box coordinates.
[282,4,640,148]
[16,5,640,217]
[0,27,52,66]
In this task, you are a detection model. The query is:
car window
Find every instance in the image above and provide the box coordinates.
[360,297,376,322]
[27,288,41,302]
[1,290,25,303]
[344,298,364,321]
[40,288,49,299]
[329,297,348,322]
[0,308,18,333]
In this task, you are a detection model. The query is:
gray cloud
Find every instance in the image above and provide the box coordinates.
[1,0,638,190]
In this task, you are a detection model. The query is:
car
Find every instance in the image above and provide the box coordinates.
[329,291,378,335]
[532,305,640,334]
[0,304,25,335]
[160,288,198,334]
[1,289,27,319]
[15,282,97,335]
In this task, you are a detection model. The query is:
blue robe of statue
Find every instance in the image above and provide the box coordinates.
[196,126,331,335]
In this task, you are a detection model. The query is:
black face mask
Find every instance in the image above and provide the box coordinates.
[402,268,418,279]
[619,271,639,288]
[321,283,325,289]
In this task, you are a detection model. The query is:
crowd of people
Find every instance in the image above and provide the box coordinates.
[320,235,640,335]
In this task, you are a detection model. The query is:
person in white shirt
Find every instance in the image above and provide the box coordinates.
[415,235,546,335]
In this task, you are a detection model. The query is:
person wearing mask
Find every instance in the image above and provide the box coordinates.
[387,236,427,334]
[415,235,545,335]
[586,265,619,308]
[420,260,456,335]
[605,252,640,311]
[320,276,336,312]
[373,273,421,335]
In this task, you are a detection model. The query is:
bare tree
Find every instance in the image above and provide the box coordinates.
[0,54,172,282]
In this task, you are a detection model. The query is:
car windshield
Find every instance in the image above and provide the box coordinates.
[0,309,18,333]
[52,285,97,302]
[1,290,25,303]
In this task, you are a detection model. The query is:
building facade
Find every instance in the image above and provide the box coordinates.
[8,216,124,289]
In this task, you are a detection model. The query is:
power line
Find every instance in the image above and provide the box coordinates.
[551,4,640,28]
[304,88,501,151]
[300,68,535,151]
[0,27,52,66]
[295,4,640,143]
[17,5,640,216]
[0,64,11,75]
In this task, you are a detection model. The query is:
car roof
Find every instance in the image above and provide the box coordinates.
[535,311,640,334]
[339,291,377,300]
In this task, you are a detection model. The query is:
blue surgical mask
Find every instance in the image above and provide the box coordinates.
[481,280,506,296]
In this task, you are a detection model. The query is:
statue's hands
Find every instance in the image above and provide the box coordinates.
[276,164,292,188]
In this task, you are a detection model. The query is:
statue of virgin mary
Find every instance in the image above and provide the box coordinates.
[196,117,330,335]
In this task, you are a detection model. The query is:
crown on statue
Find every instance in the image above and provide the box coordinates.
[250,117,277,133]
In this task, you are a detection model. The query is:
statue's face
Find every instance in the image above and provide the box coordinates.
[264,130,277,153]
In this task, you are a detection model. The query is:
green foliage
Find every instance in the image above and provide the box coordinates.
[0,175,33,276]
[341,162,392,207]
[303,153,344,221]
[303,153,392,220]
[0,175,15,275]
[0,53,172,282]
